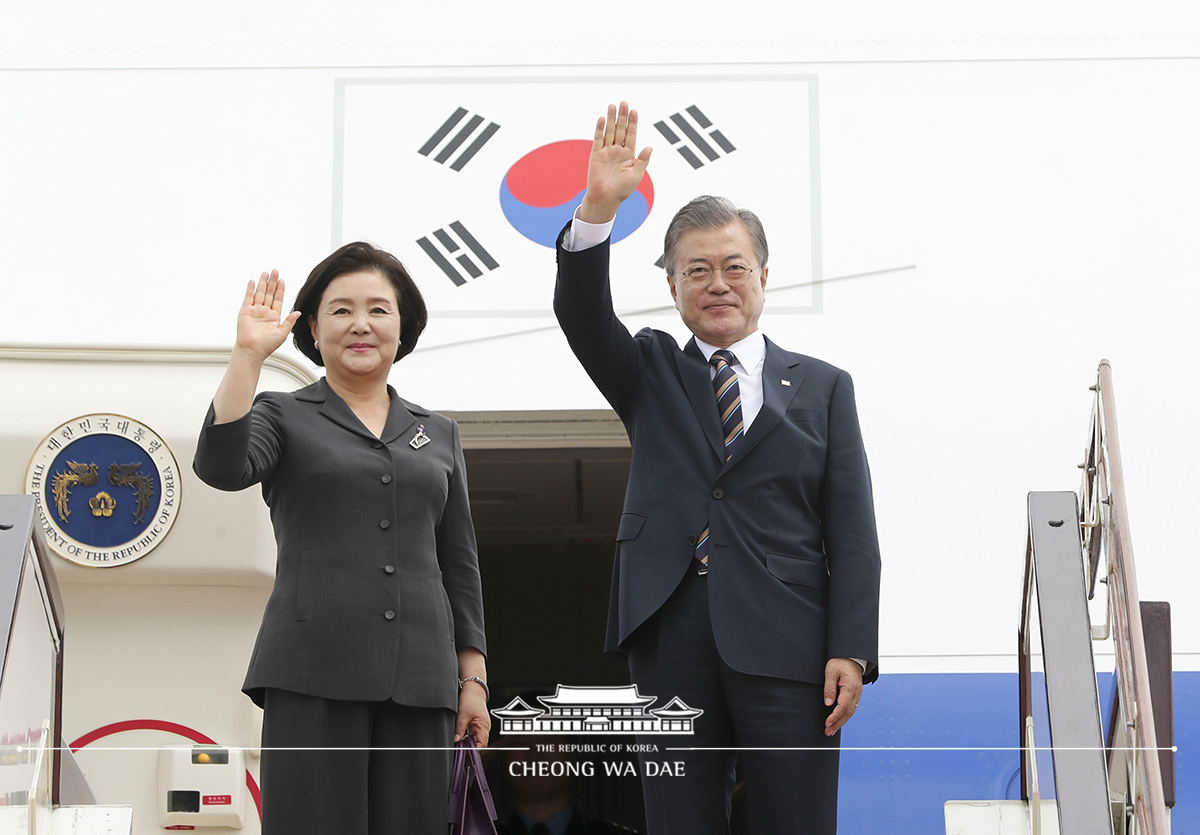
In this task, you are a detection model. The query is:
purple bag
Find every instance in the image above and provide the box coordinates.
[448,736,498,835]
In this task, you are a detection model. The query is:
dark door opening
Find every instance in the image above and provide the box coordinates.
[458,424,646,831]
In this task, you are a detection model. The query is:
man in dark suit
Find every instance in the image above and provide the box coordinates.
[553,102,881,834]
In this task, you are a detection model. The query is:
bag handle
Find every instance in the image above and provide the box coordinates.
[448,736,498,825]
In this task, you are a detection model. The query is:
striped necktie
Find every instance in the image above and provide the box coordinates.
[694,349,743,573]
[711,350,745,458]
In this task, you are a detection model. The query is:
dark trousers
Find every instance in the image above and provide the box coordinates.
[259,689,454,835]
[628,567,840,835]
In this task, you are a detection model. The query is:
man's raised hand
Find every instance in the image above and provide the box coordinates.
[579,101,653,224]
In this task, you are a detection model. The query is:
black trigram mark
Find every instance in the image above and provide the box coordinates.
[653,105,736,170]
[416,221,499,287]
[418,108,501,171]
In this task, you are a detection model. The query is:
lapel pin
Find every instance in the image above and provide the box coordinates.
[410,425,430,450]
[781,379,791,386]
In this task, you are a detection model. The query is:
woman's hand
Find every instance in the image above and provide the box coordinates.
[212,269,302,425]
[455,647,490,747]
[236,270,302,362]
[456,682,491,747]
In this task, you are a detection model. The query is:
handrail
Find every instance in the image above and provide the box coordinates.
[0,495,67,808]
[1082,359,1170,834]
[1024,716,1042,835]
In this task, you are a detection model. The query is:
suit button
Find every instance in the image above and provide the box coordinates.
[712,488,724,499]
[383,565,396,574]
[380,520,391,530]
[374,442,383,449]
[384,610,396,620]
[686,535,698,546]
[381,474,393,484]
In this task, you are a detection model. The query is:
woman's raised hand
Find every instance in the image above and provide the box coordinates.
[579,101,653,224]
[212,269,302,424]
[235,270,302,361]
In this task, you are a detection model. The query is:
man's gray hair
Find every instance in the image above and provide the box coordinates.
[662,195,769,275]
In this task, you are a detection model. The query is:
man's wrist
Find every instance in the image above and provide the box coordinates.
[565,207,614,252]
[578,195,620,224]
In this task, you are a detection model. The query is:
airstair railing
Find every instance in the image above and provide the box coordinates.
[1080,360,1171,834]
[0,494,67,816]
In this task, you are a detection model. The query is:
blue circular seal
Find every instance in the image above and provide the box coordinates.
[24,414,181,567]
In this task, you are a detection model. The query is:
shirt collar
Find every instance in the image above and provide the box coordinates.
[694,331,766,369]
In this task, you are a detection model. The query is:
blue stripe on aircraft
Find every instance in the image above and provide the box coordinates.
[837,671,1196,833]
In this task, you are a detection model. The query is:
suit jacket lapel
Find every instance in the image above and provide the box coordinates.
[307,379,425,445]
[305,379,373,442]
[681,338,726,461]
[724,338,805,470]
[381,388,427,445]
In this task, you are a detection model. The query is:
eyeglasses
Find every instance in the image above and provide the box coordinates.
[672,264,759,287]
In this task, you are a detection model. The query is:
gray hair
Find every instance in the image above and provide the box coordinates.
[662,195,769,275]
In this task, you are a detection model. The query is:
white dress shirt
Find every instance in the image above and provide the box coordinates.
[693,333,766,430]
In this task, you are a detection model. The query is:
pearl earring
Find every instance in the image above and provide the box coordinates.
[314,339,320,349]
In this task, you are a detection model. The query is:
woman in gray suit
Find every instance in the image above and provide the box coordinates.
[194,242,489,834]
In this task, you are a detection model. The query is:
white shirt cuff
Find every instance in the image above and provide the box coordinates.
[564,208,615,252]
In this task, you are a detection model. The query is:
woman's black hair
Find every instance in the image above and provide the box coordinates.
[291,241,428,365]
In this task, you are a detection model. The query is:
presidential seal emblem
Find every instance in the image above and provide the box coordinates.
[24,414,181,567]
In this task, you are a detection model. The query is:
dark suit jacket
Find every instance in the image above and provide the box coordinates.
[554,230,880,686]
[193,378,486,709]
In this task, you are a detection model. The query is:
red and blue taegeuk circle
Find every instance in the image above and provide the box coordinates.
[499,140,654,248]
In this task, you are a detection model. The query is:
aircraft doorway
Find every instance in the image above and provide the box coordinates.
[451,409,633,697]
[451,409,647,832]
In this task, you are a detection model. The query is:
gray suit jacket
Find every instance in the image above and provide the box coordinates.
[554,231,881,685]
[193,379,486,709]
